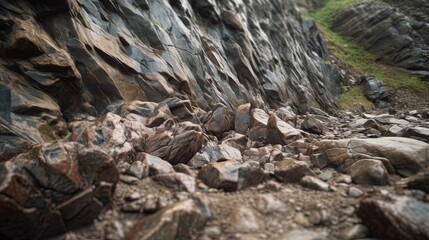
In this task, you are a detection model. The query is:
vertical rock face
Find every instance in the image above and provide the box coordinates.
[0,0,341,159]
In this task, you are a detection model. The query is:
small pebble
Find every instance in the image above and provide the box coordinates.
[119,175,140,185]
[336,174,352,184]
[264,163,275,172]
[340,224,369,240]
[348,187,364,198]
[125,192,141,202]
[266,180,282,191]
[318,171,333,181]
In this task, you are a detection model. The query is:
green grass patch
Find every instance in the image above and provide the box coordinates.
[311,0,362,27]
[309,0,429,109]
[339,86,374,110]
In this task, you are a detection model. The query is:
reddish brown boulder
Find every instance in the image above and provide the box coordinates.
[146,120,204,165]
[0,142,119,239]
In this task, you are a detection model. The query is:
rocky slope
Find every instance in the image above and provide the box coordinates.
[1,0,429,240]
[332,0,429,80]
[55,105,429,240]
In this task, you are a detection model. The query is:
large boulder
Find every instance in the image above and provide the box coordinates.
[197,160,265,191]
[69,112,151,162]
[301,115,328,135]
[0,142,119,239]
[153,173,196,193]
[359,196,429,240]
[317,137,429,176]
[362,76,391,108]
[248,108,270,142]
[146,120,204,165]
[235,103,251,135]
[137,152,175,176]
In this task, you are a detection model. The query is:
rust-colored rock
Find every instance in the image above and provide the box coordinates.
[0,142,118,239]
[146,121,204,165]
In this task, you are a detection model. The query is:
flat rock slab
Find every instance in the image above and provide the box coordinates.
[399,127,429,143]
[279,229,328,240]
[188,142,242,168]
[317,137,429,176]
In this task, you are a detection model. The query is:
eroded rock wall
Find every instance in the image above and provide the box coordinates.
[0,0,342,159]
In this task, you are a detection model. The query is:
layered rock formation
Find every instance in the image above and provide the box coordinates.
[332,1,429,80]
[0,0,343,238]
[0,0,342,161]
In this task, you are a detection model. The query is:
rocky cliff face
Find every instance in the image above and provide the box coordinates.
[0,0,341,160]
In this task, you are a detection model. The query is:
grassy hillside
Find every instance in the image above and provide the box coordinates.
[310,0,429,109]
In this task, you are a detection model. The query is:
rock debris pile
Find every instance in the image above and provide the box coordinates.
[1,97,428,239]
